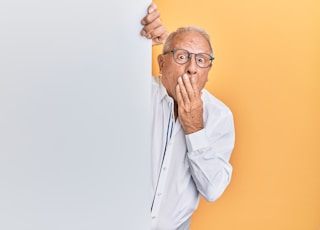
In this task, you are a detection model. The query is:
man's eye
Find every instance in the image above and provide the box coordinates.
[178,54,186,60]
[197,57,205,63]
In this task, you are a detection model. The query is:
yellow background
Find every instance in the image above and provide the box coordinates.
[152,0,320,229]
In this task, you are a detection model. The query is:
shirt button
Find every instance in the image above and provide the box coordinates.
[163,167,167,171]
[157,192,162,196]
[152,216,156,219]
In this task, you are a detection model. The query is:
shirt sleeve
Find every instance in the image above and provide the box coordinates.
[185,108,235,202]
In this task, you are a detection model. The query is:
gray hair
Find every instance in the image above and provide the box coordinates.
[162,26,213,55]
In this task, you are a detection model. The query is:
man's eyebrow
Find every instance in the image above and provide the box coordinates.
[174,48,211,54]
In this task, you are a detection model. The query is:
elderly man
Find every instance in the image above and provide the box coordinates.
[141,4,235,230]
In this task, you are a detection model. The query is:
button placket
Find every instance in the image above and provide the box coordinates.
[151,138,173,221]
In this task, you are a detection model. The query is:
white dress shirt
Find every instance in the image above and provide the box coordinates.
[151,77,235,230]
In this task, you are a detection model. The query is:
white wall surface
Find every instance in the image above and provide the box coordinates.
[0,0,151,229]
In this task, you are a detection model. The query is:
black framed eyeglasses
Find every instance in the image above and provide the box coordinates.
[164,48,214,68]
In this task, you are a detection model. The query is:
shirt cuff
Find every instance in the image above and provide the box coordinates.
[185,129,210,153]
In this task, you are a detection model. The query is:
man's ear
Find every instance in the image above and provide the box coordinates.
[157,54,165,74]
[207,62,213,73]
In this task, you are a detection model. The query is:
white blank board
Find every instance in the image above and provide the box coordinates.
[0,0,151,229]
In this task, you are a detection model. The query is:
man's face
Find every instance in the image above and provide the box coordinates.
[157,30,212,101]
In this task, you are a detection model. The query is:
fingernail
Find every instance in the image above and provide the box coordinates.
[141,20,146,25]
[183,74,188,79]
[147,34,152,39]
[148,8,154,13]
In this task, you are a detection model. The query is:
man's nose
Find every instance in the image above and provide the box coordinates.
[186,55,198,75]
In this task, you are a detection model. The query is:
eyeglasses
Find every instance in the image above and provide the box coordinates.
[164,49,214,68]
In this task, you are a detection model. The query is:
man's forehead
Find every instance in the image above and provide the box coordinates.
[170,31,210,51]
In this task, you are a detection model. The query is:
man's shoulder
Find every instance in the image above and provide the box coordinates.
[151,76,167,102]
[201,89,233,116]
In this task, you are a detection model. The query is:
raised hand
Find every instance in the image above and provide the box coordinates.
[176,74,204,134]
[140,3,169,46]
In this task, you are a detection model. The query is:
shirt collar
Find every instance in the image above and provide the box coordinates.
[156,77,173,104]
